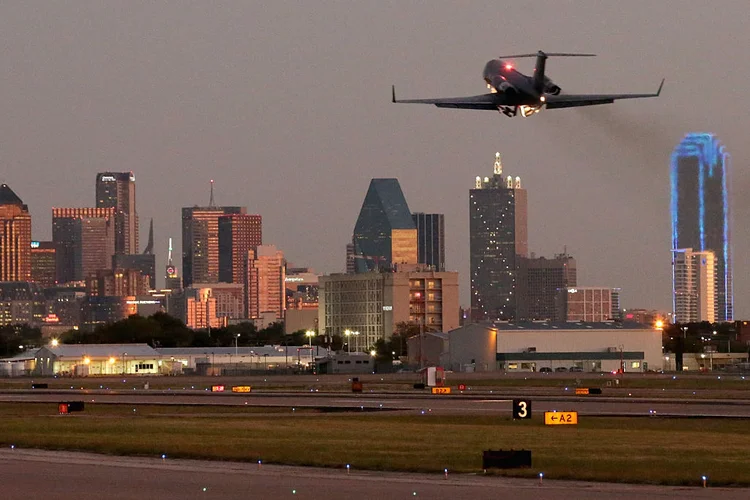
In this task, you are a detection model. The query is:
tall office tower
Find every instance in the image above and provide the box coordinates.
[319,270,459,349]
[469,153,528,322]
[671,133,732,321]
[52,207,115,283]
[412,213,445,272]
[218,213,262,283]
[182,205,245,287]
[165,238,182,291]
[516,253,577,321]
[96,172,138,255]
[246,245,285,319]
[672,248,716,323]
[352,178,417,273]
[31,241,57,288]
[0,184,32,282]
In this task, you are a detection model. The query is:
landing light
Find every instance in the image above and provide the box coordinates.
[504,63,512,70]
[540,96,546,102]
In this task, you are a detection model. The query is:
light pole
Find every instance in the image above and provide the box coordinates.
[306,330,315,368]
[344,329,352,353]
[353,331,360,353]
[122,352,127,375]
[234,333,240,356]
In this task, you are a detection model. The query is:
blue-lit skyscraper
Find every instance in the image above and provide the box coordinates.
[671,133,732,322]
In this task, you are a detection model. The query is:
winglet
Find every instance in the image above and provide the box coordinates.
[657,78,665,96]
[392,85,397,103]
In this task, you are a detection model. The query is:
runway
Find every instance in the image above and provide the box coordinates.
[1,390,750,417]
[0,449,745,500]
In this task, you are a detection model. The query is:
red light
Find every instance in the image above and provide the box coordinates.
[504,63,513,70]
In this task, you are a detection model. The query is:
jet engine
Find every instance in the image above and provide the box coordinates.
[497,81,517,95]
[543,77,561,95]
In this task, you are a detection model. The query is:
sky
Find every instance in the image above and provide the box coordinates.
[1,1,748,315]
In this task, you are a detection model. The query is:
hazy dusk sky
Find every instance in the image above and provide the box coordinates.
[1,1,748,314]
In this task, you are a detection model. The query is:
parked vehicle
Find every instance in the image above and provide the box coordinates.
[569,366,584,372]
[539,367,552,373]
[554,367,568,372]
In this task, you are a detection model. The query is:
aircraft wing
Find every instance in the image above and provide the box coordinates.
[391,85,498,110]
[545,79,664,109]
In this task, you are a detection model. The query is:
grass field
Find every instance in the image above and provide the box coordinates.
[1,402,749,486]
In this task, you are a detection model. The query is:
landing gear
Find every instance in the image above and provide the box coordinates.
[498,106,517,117]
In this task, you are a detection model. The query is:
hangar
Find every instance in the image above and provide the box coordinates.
[33,344,160,376]
[409,322,662,373]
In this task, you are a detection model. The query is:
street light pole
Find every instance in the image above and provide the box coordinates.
[234,333,240,356]
[344,329,351,353]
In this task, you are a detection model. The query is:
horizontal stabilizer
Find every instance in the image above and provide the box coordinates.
[499,52,596,59]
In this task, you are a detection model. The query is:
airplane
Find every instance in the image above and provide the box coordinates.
[392,50,664,117]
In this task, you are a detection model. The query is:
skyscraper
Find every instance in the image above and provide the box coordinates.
[352,179,417,273]
[246,245,285,319]
[671,133,732,321]
[469,153,528,322]
[96,172,138,255]
[412,213,445,272]
[165,237,182,291]
[52,207,115,283]
[517,253,576,321]
[218,213,262,283]
[30,241,57,288]
[182,205,245,287]
[672,248,716,323]
[0,184,32,282]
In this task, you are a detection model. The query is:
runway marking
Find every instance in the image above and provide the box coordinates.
[473,400,513,403]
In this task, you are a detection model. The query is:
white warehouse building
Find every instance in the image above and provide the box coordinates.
[442,322,663,373]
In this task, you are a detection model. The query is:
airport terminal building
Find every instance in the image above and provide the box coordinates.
[414,322,662,373]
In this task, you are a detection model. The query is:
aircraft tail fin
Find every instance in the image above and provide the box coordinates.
[498,51,596,94]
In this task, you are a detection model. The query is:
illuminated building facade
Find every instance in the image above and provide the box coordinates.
[246,245,285,319]
[671,134,732,321]
[672,248,716,323]
[352,179,417,273]
[85,268,150,298]
[319,268,459,350]
[412,213,445,272]
[556,286,613,322]
[182,206,245,287]
[52,207,115,283]
[165,237,182,291]
[31,241,57,288]
[96,172,138,255]
[189,282,245,320]
[218,213,262,283]
[0,281,45,326]
[469,153,528,322]
[0,184,32,282]
[185,287,222,329]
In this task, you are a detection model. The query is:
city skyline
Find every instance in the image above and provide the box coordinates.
[2,3,749,315]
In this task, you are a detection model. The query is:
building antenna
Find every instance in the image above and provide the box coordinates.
[494,152,502,176]
[209,179,216,207]
[167,237,173,266]
[143,219,154,254]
